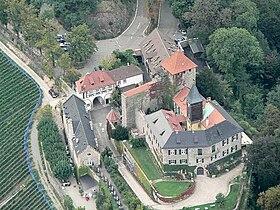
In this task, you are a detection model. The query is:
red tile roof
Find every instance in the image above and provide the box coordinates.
[173,86,190,116]
[106,108,120,122]
[124,81,156,97]
[162,110,183,131]
[201,105,225,128]
[76,71,115,94]
[160,51,198,75]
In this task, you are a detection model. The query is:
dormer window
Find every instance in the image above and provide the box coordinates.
[153,118,158,124]
[159,130,165,136]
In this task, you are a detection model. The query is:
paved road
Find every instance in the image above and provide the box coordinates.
[80,0,149,75]
[158,0,180,39]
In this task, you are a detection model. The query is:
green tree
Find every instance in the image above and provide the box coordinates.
[53,160,72,180]
[242,88,264,120]
[67,24,96,66]
[113,49,138,66]
[186,0,229,44]
[111,87,122,107]
[252,0,280,51]
[207,27,263,98]
[6,0,27,37]
[247,136,280,193]
[215,193,225,207]
[39,3,55,20]
[158,74,176,110]
[111,125,128,141]
[169,0,194,26]
[267,84,280,110]
[64,195,75,210]
[130,138,146,148]
[63,68,81,86]
[100,54,121,70]
[35,20,63,67]
[196,68,232,107]
[58,53,73,70]
[0,0,8,26]
[257,185,280,210]
[230,0,259,31]
[260,104,280,136]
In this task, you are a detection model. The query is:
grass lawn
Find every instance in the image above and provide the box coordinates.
[127,144,163,180]
[184,183,240,210]
[154,181,192,197]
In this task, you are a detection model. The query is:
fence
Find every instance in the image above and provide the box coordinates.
[0,50,53,210]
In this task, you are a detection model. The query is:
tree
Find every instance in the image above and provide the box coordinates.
[186,0,229,44]
[215,193,225,207]
[230,0,259,31]
[113,49,138,66]
[67,24,96,66]
[157,74,176,110]
[0,0,8,26]
[100,54,121,70]
[242,88,264,120]
[196,68,232,107]
[64,195,75,210]
[207,27,264,98]
[169,0,194,26]
[267,84,280,110]
[247,136,280,194]
[111,125,128,141]
[35,20,63,67]
[252,0,280,51]
[260,104,280,136]
[111,86,122,107]
[53,160,72,180]
[130,138,146,148]
[257,185,280,210]
[6,0,27,37]
[63,68,81,86]
[58,53,73,70]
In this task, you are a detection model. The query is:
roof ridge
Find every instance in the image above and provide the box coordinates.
[156,29,170,57]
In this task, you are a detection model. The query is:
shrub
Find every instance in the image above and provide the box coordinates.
[111,125,128,141]
[130,138,146,148]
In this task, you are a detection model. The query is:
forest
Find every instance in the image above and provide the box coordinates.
[169,0,280,209]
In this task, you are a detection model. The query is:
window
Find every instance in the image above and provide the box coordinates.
[185,149,188,154]
[169,160,176,165]
[222,140,226,146]
[168,150,170,155]
[235,145,238,150]
[174,149,177,155]
[212,145,216,153]
[198,149,202,155]
[235,134,238,140]
[123,79,127,83]
[170,150,175,155]
[179,149,182,155]
[202,158,204,163]
[227,149,229,154]
[231,147,234,153]
[180,159,187,164]
[222,151,225,156]
[87,153,91,156]
[196,159,199,163]
[226,138,229,144]
[215,154,217,159]
[211,156,213,161]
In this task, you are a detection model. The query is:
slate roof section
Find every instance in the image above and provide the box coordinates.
[188,38,204,54]
[107,65,143,82]
[186,85,203,105]
[145,110,175,148]
[63,95,96,154]
[160,50,197,75]
[140,28,178,76]
[163,120,243,149]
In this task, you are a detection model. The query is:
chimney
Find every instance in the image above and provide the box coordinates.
[207,97,211,102]
[206,116,209,128]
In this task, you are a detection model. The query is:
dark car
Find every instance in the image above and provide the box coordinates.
[48,88,58,98]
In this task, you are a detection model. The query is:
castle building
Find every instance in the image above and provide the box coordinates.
[143,85,245,175]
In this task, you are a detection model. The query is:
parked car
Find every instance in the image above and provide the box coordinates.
[56,34,65,42]
[180,29,187,36]
[48,88,58,98]
[61,180,71,187]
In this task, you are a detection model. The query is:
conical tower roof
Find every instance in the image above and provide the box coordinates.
[106,108,120,122]
[186,85,203,105]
